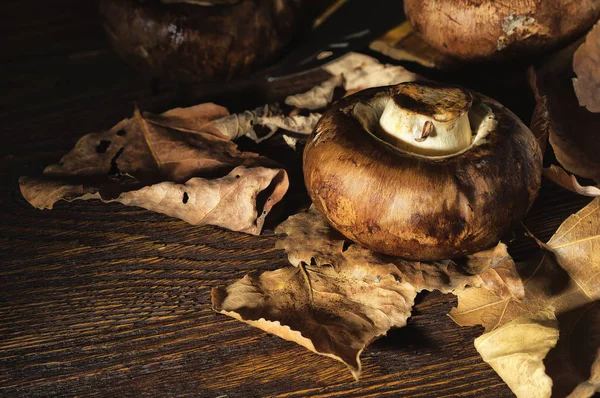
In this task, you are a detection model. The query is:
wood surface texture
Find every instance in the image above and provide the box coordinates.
[0,1,593,397]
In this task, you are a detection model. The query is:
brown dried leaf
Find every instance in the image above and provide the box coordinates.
[274,207,516,294]
[19,104,287,234]
[530,41,600,182]
[369,21,457,69]
[451,198,600,397]
[212,208,517,379]
[543,165,600,197]
[573,21,600,113]
[212,262,417,380]
[284,53,419,111]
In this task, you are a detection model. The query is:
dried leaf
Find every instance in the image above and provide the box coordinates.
[322,52,419,93]
[530,42,600,182]
[451,198,600,397]
[209,104,321,141]
[543,165,600,197]
[284,53,419,111]
[285,75,343,110]
[369,21,456,68]
[19,104,287,234]
[573,21,600,113]
[474,307,559,398]
[274,207,515,294]
[213,207,516,379]
[212,262,417,380]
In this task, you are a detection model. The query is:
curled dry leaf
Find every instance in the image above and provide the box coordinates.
[450,198,600,397]
[573,21,600,113]
[212,207,517,378]
[212,261,417,380]
[209,104,321,142]
[285,53,419,111]
[544,165,600,197]
[530,41,600,182]
[369,21,456,68]
[19,103,288,235]
[323,52,419,93]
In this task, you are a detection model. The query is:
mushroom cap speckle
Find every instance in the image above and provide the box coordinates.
[404,0,600,61]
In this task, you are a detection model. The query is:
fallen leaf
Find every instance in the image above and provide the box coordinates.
[212,261,417,380]
[19,104,288,234]
[208,104,321,142]
[530,41,600,182]
[474,307,559,398]
[274,207,517,294]
[285,75,343,110]
[543,165,600,197]
[451,198,600,397]
[573,21,600,113]
[322,52,419,93]
[284,53,419,111]
[369,21,456,68]
[213,207,516,378]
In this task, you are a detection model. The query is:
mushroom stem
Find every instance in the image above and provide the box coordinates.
[377,84,474,156]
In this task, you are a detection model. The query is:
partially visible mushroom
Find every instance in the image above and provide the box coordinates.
[404,0,600,61]
[99,0,306,81]
[303,82,542,260]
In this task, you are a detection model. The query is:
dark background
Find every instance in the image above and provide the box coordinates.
[0,1,592,397]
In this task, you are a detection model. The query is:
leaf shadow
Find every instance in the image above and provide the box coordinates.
[371,323,438,352]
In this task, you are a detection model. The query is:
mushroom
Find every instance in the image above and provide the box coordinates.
[98,0,306,81]
[303,82,542,260]
[404,0,600,61]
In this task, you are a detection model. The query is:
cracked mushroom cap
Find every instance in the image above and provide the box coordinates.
[404,0,600,61]
[303,82,542,260]
[99,0,305,81]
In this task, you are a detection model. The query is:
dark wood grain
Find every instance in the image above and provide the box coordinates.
[0,2,593,397]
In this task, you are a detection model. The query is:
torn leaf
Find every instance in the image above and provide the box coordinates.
[212,261,417,380]
[322,52,419,93]
[21,166,288,235]
[369,21,456,68]
[474,307,559,398]
[209,104,320,142]
[19,104,287,234]
[213,207,517,379]
[285,75,343,110]
[544,165,600,197]
[530,41,600,182]
[573,21,600,113]
[274,207,515,294]
[451,198,600,397]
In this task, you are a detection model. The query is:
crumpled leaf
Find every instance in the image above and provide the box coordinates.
[207,104,320,142]
[19,103,288,234]
[213,207,517,378]
[285,75,343,110]
[369,21,456,68]
[573,21,600,113]
[451,198,600,397]
[212,261,417,380]
[323,52,419,93]
[530,41,600,182]
[544,165,600,197]
[474,307,559,398]
[285,53,419,111]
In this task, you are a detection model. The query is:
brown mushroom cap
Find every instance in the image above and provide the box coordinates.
[303,82,542,260]
[404,0,600,61]
[98,0,305,81]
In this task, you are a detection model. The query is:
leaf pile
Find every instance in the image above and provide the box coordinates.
[213,207,519,379]
[20,53,417,233]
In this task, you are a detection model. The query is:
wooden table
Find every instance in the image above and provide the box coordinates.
[1,1,592,396]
